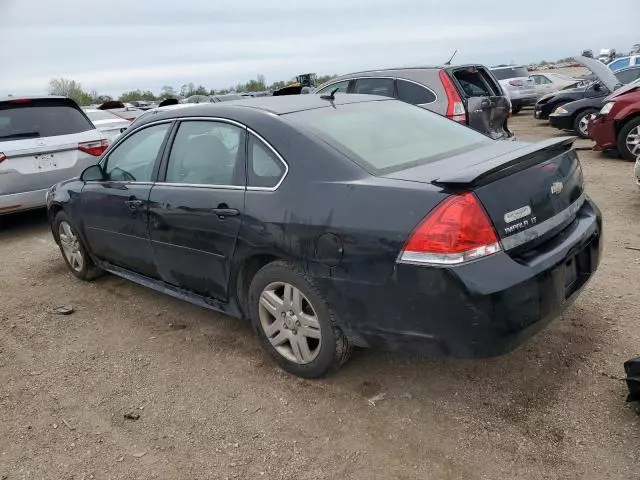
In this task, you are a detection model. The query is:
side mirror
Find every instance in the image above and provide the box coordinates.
[81,164,105,181]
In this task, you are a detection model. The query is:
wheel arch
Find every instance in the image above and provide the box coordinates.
[234,253,285,318]
[615,112,640,139]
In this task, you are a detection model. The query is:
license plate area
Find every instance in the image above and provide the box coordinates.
[564,257,577,290]
[34,154,58,171]
[564,243,593,298]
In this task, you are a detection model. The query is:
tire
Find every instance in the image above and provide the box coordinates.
[617,117,640,162]
[573,108,599,139]
[248,260,351,378]
[511,105,523,115]
[53,211,102,281]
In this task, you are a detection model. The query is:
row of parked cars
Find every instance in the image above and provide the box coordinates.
[534,56,640,164]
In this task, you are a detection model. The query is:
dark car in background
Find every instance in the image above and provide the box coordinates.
[313,65,512,140]
[548,65,640,138]
[535,56,627,122]
[46,95,601,378]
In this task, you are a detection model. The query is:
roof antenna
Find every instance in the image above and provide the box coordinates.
[320,87,340,101]
[444,50,458,66]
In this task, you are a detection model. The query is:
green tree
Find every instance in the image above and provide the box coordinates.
[47,78,92,105]
[180,83,196,97]
[192,85,209,96]
[158,86,177,100]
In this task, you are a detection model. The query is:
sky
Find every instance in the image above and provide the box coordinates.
[0,0,637,97]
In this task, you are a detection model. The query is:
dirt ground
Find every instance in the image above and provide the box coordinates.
[1,112,639,480]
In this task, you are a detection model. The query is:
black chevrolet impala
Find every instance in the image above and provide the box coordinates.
[46,95,602,378]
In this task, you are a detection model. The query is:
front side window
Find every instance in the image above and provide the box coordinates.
[352,78,395,97]
[248,134,286,188]
[165,120,244,186]
[610,58,630,70]
[103,123,171,182]
[316,80,350,95]
[615,68,640,85]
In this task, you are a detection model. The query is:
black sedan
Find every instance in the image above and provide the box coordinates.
[46,95,602,378]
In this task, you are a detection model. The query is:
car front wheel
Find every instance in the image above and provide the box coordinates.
[573,108,598,139]
[618,117,640,162]
[53,212,102,281]
[248,260,351,378]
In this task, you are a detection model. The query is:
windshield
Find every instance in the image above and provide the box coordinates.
[491,66,529,80]
[287,100,490,175]
[0,99,94,140]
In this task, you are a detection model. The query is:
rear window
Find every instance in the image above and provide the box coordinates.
[287,100,490,175]
[491,67,529,80]
[0,99,94,140]
[452,68,501,97]
[85,110,119,121]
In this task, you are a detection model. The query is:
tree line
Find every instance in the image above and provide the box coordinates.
[47,74,338,105]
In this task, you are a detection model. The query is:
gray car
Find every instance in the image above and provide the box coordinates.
[313,65,511,140]
[0,96,106,214]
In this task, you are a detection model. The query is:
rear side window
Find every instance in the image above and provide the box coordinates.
[491,67,529,80]
[288,100,489,175]
[0,100,94,140]
[396,80,436,105]
[247,134,286,188]
[352,78,395,97]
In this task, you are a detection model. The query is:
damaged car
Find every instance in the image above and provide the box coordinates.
[47,95,601,378]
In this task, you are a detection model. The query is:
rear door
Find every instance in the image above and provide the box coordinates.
[447,66,511,139]
[0,98,103,199]
[147,119,247,301]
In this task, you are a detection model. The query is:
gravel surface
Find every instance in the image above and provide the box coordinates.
[1,113,639,479]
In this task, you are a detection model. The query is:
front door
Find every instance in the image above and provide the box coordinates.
[148,120,246,301]
[81,122,173,277]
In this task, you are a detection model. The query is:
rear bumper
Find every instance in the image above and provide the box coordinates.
[0,188,48,214]
[588,116,617,151]
[323,199,602,358]
[549,113,574,131]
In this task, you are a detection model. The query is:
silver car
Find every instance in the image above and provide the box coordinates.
[0,96,107,214]
[490,65,537,114]
[313,65,512,140]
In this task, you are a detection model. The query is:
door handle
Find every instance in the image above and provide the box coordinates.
[211,203,239,219]
[125,197,144,210]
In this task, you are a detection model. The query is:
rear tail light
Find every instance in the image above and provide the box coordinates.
[398,192,501,266]
[78,139,108,157]
[509,79,524,87]
[0,153,6,164]
[9,98,32,104]
[438,70,467,124]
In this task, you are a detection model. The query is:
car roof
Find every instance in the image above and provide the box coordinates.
[139,94,390,122]
[0,95,69,103]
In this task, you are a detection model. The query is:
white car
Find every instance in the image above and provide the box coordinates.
[530,73,582,97]
[490,65,537,114]
[84,109,131,143]
[0,96,107,214]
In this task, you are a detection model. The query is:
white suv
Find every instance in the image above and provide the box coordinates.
[490,65,537,114]
[0,96,107,214]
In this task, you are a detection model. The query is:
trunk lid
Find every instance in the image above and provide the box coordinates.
[384,137,584,252]
[446,66,511,140]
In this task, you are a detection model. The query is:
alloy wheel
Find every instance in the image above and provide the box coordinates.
[579,113,596,137]
[258,282,322,364]
[58,221,84,273]
[626,126,640,158]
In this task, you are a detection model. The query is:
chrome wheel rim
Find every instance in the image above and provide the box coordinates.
[58,221,84,273]
[258,282,321,364]
[626,126,640,157]
[579,113,595,137]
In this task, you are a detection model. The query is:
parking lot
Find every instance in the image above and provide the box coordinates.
[1,112,639,479]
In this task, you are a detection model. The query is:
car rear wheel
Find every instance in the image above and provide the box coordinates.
[53,212,102,281]
[248,260,351,378]
[618,118,640,162]
[573,109,598,139]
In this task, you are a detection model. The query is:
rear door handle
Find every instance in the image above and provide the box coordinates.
[211,204,239,219]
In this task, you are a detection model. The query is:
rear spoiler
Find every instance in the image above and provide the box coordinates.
[432,137,576,188]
